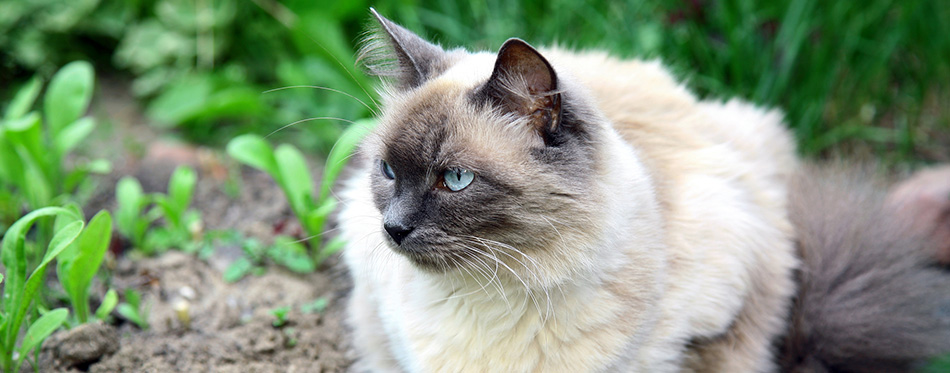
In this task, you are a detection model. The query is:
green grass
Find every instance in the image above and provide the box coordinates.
[1,0,947,166]
[394,0,949,167]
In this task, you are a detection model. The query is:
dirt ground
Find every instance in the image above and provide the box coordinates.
[31,76,356,372]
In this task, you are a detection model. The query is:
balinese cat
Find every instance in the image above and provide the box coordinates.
[337,9,950,372]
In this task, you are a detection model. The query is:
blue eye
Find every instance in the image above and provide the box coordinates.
[381,160,395,179]
[442,169,475,191]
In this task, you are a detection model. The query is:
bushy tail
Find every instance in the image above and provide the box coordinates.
[779,165,950,373]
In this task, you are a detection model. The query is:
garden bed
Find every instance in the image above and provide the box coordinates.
[30,78,355,372]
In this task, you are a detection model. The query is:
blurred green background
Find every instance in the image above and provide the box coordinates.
[1,0,948,165]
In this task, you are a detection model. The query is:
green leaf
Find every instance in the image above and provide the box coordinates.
[321,119,375,199]
[96,289,119,320]
[14,308,68,372]
[84,158,112,174]
[144,74,211,127]
[3,76,42,121]
[267,237,315,274]
[44,61,95,136]
[116,303,146,329]
[223,257,253,283]
[20,152,53,209]
[3,111,42,132]
[53,117,96,155]
[115,177,149,245]
[1,207,78,309]
[0,131,24,185]
[274,144,314,215]
[5,113,47,179]
[269,306,291,327]
[168,166,197,215]
[304,199,336,238]
[226,134,280,178]
[0,207,82,351]
[315,236,346,265]
[300,297,328,314]
[187,86,263,123]
[117,289,148,330]
[59,211,113,323]
[124,289,141,308]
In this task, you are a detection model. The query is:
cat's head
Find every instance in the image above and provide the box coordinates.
[358,9,611,281]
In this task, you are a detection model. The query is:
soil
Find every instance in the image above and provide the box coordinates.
[42,252,354,373]
[29,76,356,372]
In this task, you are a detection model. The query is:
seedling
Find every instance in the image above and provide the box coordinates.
[282,327,298,348]
[116,289,150,330]
[114,176,156,252]
[270,306,291,328]
[300,297,328,314]
[226,119,374,267]
[95,289,119,322]
[57,209,114,324]
[0,207,82,373]
[151,166,202,252]
[0,62,110,236]
[114,166,201,255]
[223,235,313,283]
[222,236,267,283]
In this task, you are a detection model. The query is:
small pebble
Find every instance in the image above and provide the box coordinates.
[179,286,196,300]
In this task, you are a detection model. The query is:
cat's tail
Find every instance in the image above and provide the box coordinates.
[779,164,950,373]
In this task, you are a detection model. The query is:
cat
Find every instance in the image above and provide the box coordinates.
[338,9,796,372]
[337,9,950,372]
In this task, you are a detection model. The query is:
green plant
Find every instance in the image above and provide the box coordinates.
[150,166,202,253]
[925,354,950,373]
[226,119,374,268]
[3,0,379,149]
[114,165,201,255]
[0,207,81,373]
[0,61,110,236]
[56,209,114,324]
[116,289,149,330]
[222,235,313,283]
[114,176,153,251]
[300,297,328,314]
[269,306,291,328]
[95,289,119,322]
[222,237,266,283]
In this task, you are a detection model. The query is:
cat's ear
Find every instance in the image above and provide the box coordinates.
[360,8,447,89]
[476,39,562,142]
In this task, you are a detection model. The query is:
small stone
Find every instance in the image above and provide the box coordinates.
[53,321,119,367]
[179,286,197,300]
[174,299,192,329]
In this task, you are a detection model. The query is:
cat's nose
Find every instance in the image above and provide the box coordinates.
[384,222,414,245]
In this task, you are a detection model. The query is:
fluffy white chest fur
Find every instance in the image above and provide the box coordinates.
[339,11,798,373]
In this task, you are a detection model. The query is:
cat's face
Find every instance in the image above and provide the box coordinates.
[361,10,603,274]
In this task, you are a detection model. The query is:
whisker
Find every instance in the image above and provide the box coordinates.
[458,244,511,310]
[463,238,543,323]
[263,85,379,116]
[266,116,358,138]
[300,33,382,110]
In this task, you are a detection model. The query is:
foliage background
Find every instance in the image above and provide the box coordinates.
[1,0,948,164]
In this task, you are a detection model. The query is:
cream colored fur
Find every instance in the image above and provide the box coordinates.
[339,48,798,372]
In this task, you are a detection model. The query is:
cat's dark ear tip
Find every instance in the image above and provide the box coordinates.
[498,38,536,54]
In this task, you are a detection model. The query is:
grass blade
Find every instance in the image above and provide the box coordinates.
[14,308,68,372]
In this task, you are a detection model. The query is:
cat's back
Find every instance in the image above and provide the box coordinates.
[542,48,796,189]
[545,48,800,371]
